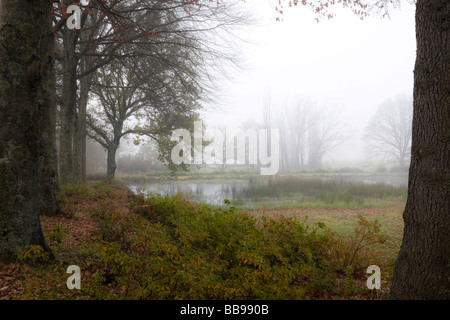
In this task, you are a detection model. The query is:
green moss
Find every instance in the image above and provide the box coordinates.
[8,145,29,165]
[0,80,11,91]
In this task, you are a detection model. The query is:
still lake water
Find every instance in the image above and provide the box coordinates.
[128,180,249,206]
[127,174,408,206]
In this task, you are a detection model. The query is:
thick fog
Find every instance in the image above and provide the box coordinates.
[202,0,416,168]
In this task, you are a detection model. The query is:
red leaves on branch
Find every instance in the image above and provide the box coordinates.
[274,0,372,22]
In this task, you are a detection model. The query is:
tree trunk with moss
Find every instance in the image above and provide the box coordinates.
[390,0,450,299]
[38,10,61,217]
[74,64,94,183]
[0,0,52,262]
[59,26,79,184]
[106,141,119,181]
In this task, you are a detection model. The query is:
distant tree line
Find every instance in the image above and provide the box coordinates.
[364,94,413,171]
[257,93,350,172]
[53,0,249,185]
[245,93,413,173]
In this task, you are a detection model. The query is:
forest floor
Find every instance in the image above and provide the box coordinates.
[0,181,134,300]
[0,181,403,300]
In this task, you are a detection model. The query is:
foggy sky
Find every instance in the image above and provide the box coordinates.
[203,1,416,168]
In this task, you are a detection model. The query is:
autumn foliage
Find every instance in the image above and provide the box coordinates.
[2,182,389,300]
[274,0,375,21]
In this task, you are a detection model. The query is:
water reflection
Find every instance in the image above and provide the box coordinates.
[127,174,408,206]
[128,180,249,206]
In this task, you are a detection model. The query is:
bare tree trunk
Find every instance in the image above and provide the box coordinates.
[390,0,450,299]
[60,28,78,184]
[299,147,305,171]
[308,122,321,170]
[398,155,406,171]
[74,70,93,183]
[0,0,52,262]
[38,6,61,217]
[106,142,119,181]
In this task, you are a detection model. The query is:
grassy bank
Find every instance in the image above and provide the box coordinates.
[231,176,407,210]
[0,181,400,300]
[109,170,408,184]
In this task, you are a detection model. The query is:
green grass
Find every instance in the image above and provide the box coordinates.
[234,198,404,210]
[171,196,405,213]
[115,170,260,183]
[242,176,406,198]
[234,176,407,207]
[118,173,407,211]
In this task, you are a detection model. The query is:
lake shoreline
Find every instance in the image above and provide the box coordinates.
[111,171,409,184]
[119,173,408,209]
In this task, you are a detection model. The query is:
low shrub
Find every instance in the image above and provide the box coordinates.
[88,193,387,299]
[46,224,69,244]
[17,190,388,300]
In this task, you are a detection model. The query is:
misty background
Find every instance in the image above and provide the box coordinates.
[87,0,416,175]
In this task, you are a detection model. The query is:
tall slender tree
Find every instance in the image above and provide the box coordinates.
[287,99,314,171]
[39,2,61,217]
[364,95,413,170]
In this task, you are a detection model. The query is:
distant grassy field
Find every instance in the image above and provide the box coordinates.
[231,197,405,210]
[248,205,404,262]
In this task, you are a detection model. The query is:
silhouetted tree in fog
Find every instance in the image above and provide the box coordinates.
[364,95,413,171]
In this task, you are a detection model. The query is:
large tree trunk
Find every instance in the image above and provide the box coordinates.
[38,12,61,217]
[0,0,52,262]
[106,142,119,181]
[390,0,450,299]
[74,68,93,183]
[59,28,78,184]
